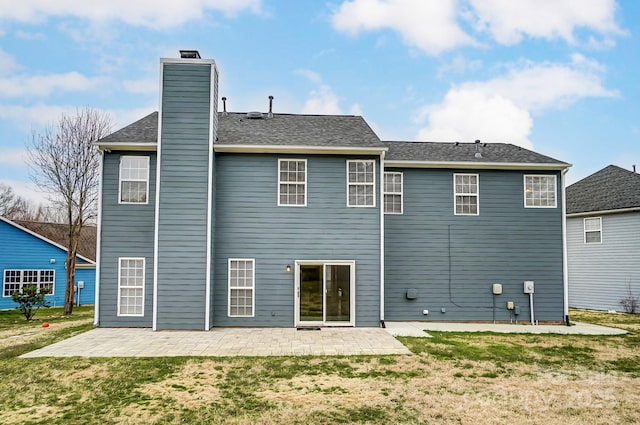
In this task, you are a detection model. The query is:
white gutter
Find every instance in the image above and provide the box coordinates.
[93,150,104,326]
[561,168,570,323]
[567,206,640,218]
[384,160,571,171]
[215,144,388,155]
[95,143,157,152]
[379,151,386,324]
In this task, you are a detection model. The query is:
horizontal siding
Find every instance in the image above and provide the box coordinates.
[98,152,156,327]
[385,168,565,322]
[214,154,381,327]
[567,212,640,311]
[155,62,213,330]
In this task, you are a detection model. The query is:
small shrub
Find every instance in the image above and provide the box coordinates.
[620,281,639,314]
[11,284,50,320]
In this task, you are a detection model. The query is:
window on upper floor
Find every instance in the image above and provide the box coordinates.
[118,257,145,316]
[347,160,375,207]
[119,156,149,204]
[228,259,255,317]
[278,159,307,206]
[3,269,54,297]
[584,217,602,244]
[384,172,403,214]
[524,175,557,208]
[454,173,479,215]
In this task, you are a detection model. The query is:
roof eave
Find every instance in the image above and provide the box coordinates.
[383,160,571,171]
[214,144,388,155]
[95,142,158,152]
[567,206,640,217]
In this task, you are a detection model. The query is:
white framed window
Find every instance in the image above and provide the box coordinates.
[347,160,376,207]
[384,172,403,214]
[584,217,602,244]
[119,156,149,204]
[228,259,255,317]
[118,257,145,316]
[278,159,307,206]
[454,173,479,215]
[3,270,54,297]
[524,175,557,208]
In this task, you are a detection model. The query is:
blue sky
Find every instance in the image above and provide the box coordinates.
[0,0,638,205]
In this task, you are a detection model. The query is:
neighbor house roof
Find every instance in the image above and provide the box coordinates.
[96,111,385,152]
[566,165,640,215]
[383,141,570,169]
[10,219,97,262]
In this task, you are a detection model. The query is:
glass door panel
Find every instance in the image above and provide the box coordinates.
[325,265,351,322]
[299,265,323,322]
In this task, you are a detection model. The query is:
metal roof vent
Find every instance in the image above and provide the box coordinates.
[179,50,201,59]
[474,139,482,159]
[246,111,264,119]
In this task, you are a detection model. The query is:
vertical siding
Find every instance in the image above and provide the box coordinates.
[98,152,156,326]
[214,154,381,327]
[385,169,565,323]
[567,212,640,311]
[156,62,214,330]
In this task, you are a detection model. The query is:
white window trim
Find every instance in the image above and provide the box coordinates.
[277,158,307,207]
[524,174,557,208]
[584,217,603,244]
[383,171,403,215]
[346,160,376,208]
[2,269,55,298]
[228,258,255,318]
[117,257,145,317]
[453,173,479,216]
[118,156,150,205]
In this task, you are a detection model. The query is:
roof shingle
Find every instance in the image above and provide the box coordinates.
[12,220,97,262]
[566,165,640,214]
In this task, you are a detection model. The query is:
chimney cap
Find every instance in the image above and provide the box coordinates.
[179,50,201,59]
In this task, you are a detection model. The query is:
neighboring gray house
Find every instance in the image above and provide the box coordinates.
[566,165,640,312]
[94,51,571,330]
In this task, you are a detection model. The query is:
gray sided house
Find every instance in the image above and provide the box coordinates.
[566,165,640,312]
[95,51,571,330]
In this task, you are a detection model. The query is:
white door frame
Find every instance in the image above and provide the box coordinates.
[294,260,356,327]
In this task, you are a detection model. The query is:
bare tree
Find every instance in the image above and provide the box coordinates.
[29,107,112,315]
[0,182,57,221]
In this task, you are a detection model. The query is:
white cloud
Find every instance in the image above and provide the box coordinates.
[301,85,343,115]
[0,49,21,75]
[0,72,108,98]
[0,147,29,166]
[469,0,623,45]
[294,69,323,85]
[415,56,616,148]
[331,0,476,55]
[122,78,158,95]
[0,178,51,207]
[0,0,262,29]
[0,103,75,130]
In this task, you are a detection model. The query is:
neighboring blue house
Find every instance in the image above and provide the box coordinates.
[566,165,640,312]
[94,51,571,330]
[0,217,96,309]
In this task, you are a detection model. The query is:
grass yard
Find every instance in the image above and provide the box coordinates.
[0,308,638,424]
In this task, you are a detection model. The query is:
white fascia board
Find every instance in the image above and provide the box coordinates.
[160,57,216,66]
[214,144,388,155]
[0,216,94,264]
[95,142,157,152]
[567,207,640,218]
[384,160,571,171]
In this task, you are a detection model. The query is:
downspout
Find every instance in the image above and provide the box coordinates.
[380,150,386,326]
[204,63,216,331]
[93,149,104,326]
[561,168,570,325]
[152,62,165,331]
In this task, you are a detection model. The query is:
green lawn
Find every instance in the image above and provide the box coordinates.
[1,307,638,424]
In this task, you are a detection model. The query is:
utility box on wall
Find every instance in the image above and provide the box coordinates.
[406,289,418,300]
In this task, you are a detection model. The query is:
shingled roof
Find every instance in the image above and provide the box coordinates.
[566,165,640,214]
[11,220,97,262]
[384,141,568,166]
[97,111,384,150]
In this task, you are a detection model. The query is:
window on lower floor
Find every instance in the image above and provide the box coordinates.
[584,217,602,244]
[384,172,403,214]
[524,175,557,208]
[119,156,149,204]
[454,173,479,215]
[2,269,54,297]
[228,259,255,317]
[118,257,145,316]
[278,159,307,206]
[347,160,375,207]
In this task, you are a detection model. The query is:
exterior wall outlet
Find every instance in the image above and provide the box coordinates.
[441,307,446,313]
[492,283,503,295]
[524,281,535,294]
[422,309,429,315]
[506,301,514,310]
[77,281,84,289]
